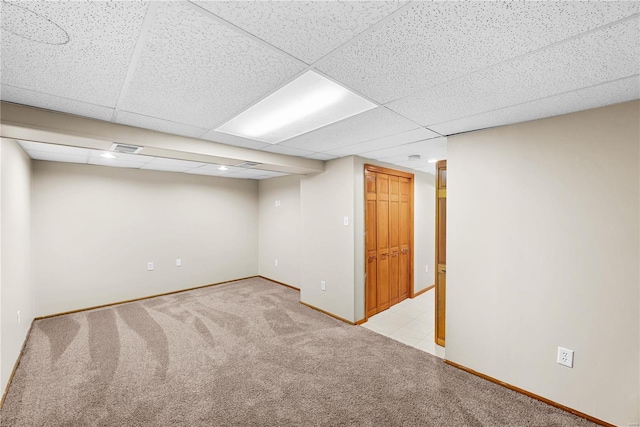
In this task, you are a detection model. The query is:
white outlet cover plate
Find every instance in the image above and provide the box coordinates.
[557,346,574,368]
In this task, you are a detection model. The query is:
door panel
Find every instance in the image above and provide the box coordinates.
[365,171,378,317]
[399,177,410,301]
[389,175,400,305]
[376,173,390,311]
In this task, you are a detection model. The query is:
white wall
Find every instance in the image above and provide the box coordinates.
[258,175,301,287]
[446,100,639,426]
[353,156,436,321]
[300,157,356,321]
[0,139,34,396]
[32,161,258,316]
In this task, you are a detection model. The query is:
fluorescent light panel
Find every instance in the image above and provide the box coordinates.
[215,71,377,144]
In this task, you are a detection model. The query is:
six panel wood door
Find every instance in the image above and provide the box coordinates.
[365,165,413,318]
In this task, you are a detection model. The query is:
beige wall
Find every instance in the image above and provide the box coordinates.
[300,157,356,321]
[446,100,639,426]
[258,175,301,287]
[1,139,34,395]
[32,161,258,316]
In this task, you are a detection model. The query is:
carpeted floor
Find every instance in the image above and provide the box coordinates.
[1,277,596,426]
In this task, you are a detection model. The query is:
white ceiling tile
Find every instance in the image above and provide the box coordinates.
[228,168,272,176]
[28,150,88,164]
[88,158,145,169]
[185,167,227,177]
[145,157,206,169]
[198,164,243,174]
[324,128,440,157]
[1,2,147,106]
[279,107,420,152]
[18,141,90,156]
[140,163,192,173]
[304,152,338,161]
[261,145,316,157]
[119,3,305,129]
[193,1,404,64]
[388,17,640,127]
[1,86,114,121]
[360,137,448,161]
[318,2,639,103]
[88,150,154,163]
[201,130,271,150]
[430,76,640,136]
[115,111,208,139]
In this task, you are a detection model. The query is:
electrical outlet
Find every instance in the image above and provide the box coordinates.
[557,347,574,368]
[147,262,154,271]
[343,216,349,226]
[321,280,326,291]
[275,259,278,267]
[17,310,21,325]
[176,259,182,267]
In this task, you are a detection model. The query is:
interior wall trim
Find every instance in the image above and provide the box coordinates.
[444,360,614,427]
[412,284,434,298]
[34,276,258,320]
[258,276,300,291]
[300,301,356,325]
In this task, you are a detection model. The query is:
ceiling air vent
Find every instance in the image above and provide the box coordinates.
[236,161,262,168]
[110,143,143,154]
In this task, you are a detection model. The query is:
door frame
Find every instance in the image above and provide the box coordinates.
[434,160,446,346]
[364,164,414,321]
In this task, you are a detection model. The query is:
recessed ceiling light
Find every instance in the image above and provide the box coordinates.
[100,152,117,159]
[215,71,377,144]
[427,159,439,163]
[218,166,229,171]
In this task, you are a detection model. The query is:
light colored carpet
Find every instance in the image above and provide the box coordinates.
[1,277,596,426]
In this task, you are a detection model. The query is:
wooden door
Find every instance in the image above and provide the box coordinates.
[365,170,378,318]
[389,175,400,306]
[398,177,411,302]
[364,165,414,319]
[435,160,447,346]
[376,173,391,312]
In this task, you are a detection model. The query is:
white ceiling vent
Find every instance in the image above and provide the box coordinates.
[110,143,143,154]
[236,161,262,168]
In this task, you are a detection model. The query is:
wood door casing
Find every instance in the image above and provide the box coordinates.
[435,160,447,346]
[364,165,414,319]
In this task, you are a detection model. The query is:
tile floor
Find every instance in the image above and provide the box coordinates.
[361,288,446,359]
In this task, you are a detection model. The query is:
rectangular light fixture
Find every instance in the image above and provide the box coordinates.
[215,71,377,144]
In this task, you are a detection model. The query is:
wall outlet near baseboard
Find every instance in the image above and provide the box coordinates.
[321,280,326,291]
[557,346,574,368]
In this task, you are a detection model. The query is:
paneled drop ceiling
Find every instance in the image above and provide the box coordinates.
[1,1,638,178]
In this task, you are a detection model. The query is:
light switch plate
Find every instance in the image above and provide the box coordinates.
[344,216,349,226]
[147,262,154,271]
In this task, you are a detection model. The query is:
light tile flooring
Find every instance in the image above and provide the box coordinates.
[362,288,446,359]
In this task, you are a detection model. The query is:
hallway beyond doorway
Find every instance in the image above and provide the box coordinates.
[361,288,445,358]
